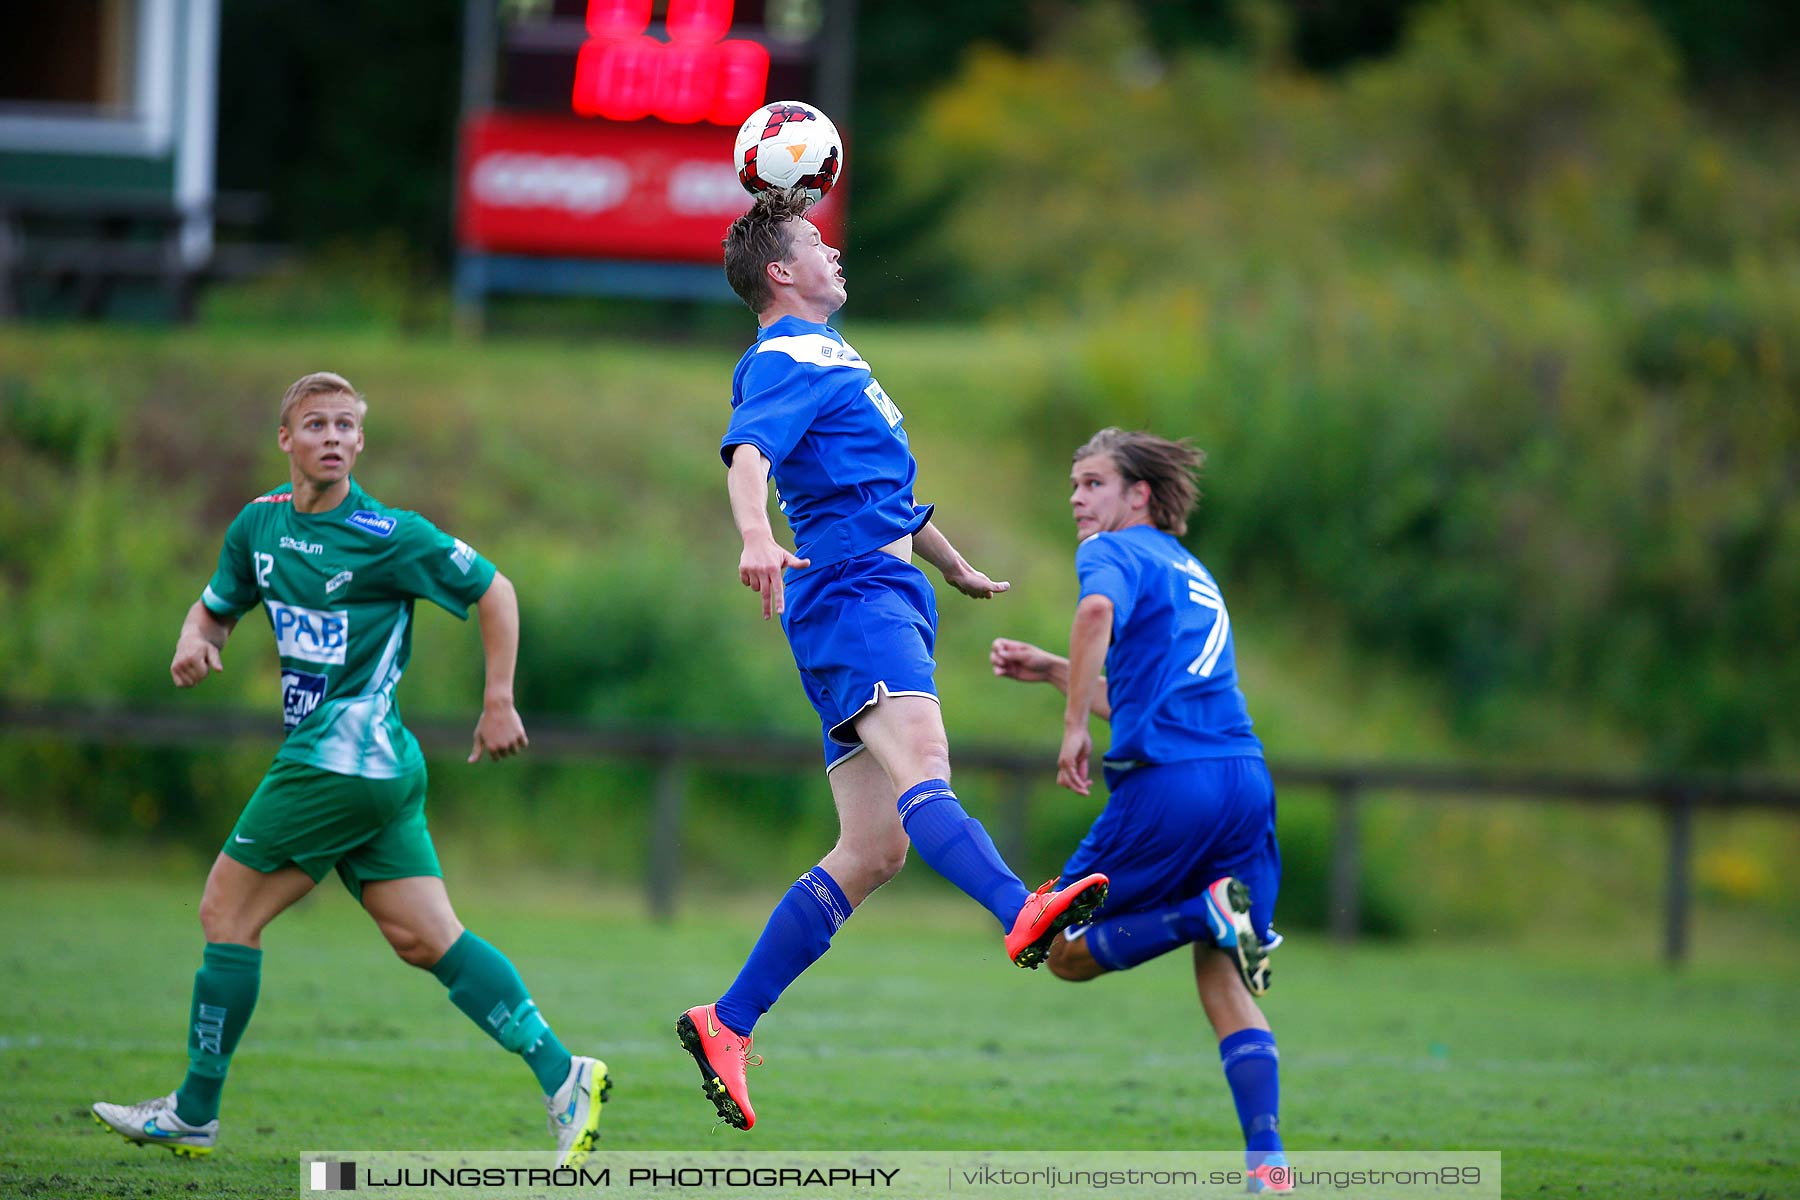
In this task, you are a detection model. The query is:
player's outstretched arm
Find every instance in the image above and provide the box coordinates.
[470,570,529,763]
[170,601,237,688]
[989,637,1112,721]
[1058,595,1115,796]
[915,520,1010,599]
[727,443,810,620]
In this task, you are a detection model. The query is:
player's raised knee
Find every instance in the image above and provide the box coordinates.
[196,897,232,944]
[197,891,252,945]
[915,738,952,781]
[868,841,909,886]
[839,839,909,894]
[379,921,448,968]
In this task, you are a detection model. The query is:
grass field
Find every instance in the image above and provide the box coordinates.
[1,873,1793,1200]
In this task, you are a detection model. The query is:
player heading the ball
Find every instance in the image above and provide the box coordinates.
[673,189,1109,1132]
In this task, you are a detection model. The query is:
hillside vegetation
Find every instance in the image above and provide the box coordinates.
[5,1,1797,943]
[2,322,1793,940]
[894,0,1800,771]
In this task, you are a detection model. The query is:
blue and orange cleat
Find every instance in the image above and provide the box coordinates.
[1246,1153,1294,1193]
[1006,873,1109,968]
[676,1004,761,1130]
[1203,876,1273,995]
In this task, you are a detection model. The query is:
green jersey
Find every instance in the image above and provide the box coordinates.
[201,479,496,779]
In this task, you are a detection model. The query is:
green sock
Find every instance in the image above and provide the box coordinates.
[174,942,262,1125]
[430,930,572,1094]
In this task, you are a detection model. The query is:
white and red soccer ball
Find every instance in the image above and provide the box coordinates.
[733,100,842,206]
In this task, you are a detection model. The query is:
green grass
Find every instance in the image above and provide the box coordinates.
[2,874,1793,1199]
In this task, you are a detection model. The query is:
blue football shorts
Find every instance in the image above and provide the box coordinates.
[1062,755,1281,941]
[780,550,940,769]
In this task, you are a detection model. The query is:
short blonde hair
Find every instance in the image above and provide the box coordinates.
[279,371,366,428]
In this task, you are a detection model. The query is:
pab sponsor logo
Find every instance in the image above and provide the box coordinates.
[267,601,349,665]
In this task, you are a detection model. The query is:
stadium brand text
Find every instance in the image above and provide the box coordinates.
[281,536,323,556]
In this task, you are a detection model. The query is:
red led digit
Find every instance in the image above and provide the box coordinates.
[585,0,651,37]
[572,0,768,125]
[571,38,607,116]
[592,38,658,121]
[708,39,770,125]
[654,42,717,123]
[665,0,734,44]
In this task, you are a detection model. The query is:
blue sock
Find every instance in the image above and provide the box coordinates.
[1086,893,1216,971]
[896,779,1031,928]
[715,867,851,1036]
[1220,1029,1283,1164]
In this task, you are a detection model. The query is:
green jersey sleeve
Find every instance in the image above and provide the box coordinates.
[385,511,498,618]
[201,508,260,617]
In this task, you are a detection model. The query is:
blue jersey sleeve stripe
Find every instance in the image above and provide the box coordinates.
[756,333,866,367]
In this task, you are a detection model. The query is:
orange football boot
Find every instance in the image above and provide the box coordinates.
[1005,873,1109,968]
[675,1004,761,1129]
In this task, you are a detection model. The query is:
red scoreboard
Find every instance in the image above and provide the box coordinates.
[456,0,847,278]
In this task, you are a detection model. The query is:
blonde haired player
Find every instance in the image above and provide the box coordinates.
[91,373,610,1167]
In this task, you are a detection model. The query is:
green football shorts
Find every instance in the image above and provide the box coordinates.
[223,759,440,901]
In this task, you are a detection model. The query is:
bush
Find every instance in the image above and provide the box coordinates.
[901,0,1800,768]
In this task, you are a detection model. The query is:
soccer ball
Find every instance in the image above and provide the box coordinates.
[733,100,842,206]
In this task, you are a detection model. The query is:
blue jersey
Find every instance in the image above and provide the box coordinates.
[720,316,933,567]
[1076,525,1262,766]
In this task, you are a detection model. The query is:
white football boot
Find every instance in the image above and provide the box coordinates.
[91,1092,218,1157]
[546,1055,611,1168]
